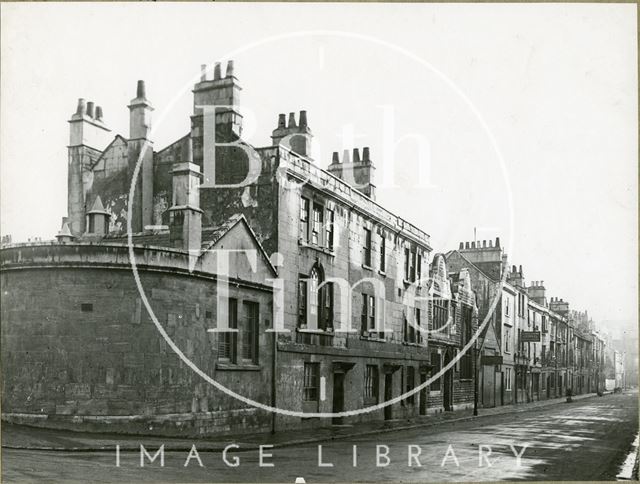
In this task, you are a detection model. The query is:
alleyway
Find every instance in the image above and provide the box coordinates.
[2,392,637,482]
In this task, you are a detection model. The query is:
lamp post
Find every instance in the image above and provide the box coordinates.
[473,338,479,416]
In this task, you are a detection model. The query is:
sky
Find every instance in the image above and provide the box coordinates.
[0,3,637,328]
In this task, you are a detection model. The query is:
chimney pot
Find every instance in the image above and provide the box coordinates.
[471,241,476,249]
[75,98,87,116]
[363,147,371,161]
[465,242,470,249]
[288,112,297,128]
[353,148,361,163]
[342,149,351,164]
[225,60,234,78]
[489,240,493,247]
[495,237,501,247]
[332,151,340,164]
[299,110,308,127]
[278,114,286,129]
[541,280,544,287]
[512,265,516,272]
[136,80,146,99]
[95,106,103,121]
[86,101,95,118]
[200,64,208,82]
[519,265,523,273]
[214,62,222,80]
[459,242,464,250]
[483,240,487,248]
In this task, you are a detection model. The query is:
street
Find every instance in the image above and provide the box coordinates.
[2,392,637,483]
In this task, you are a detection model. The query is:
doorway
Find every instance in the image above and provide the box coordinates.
[332,372,345,425]
[443,351,453,411]
[419,373,427,415]
[384,373,393,420]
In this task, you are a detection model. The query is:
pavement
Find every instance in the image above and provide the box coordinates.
[2,391,637,483]
[2,391,606,452]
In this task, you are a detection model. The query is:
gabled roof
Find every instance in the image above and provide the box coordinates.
[201,213,277,277]
[90,134,128,170]
[87,195,110,215]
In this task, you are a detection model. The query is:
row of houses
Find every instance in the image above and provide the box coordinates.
[0,61,616,436]
[447,243,610,407]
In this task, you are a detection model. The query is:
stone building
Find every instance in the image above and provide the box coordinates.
[1,215,278,436]
[1,61,486,435]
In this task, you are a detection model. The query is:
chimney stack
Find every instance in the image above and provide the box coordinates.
[68,96,111,236]
[271,108,312,158]
[128,80,154,232]
[214,62,222,80]
[169,136,202,262]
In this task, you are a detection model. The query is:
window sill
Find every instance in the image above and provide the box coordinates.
[378,270,386,277]
[362,264,373,271]
[216,362,262,371]
[360,335,386,343]
[297,327,334,335]
[402,341,423,347]
[298,239,335,257]
[403,279,422,287]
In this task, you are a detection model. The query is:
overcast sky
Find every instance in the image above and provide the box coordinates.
[1,3,637,327]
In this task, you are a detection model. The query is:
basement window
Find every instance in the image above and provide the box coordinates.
[81,303,94,312]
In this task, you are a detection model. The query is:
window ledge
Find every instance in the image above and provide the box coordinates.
[297,327,334,335]
[216,362,262,371]
[362,264,373,271]
[378,270,386,277]
[360,335,386,343]
[298,239,335,257]
[402,342,423,347]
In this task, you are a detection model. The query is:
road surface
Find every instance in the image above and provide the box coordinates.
[3,392,637,482]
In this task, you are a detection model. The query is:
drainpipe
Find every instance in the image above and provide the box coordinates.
[271,330,277,434]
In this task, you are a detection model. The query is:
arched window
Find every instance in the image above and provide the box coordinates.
[297,263,333,331]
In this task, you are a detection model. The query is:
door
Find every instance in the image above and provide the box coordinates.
[332,372,345,425]
[482,365,495,408]
[443,351,453,411]
[419,373,427,415]
[384,373,393,420]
